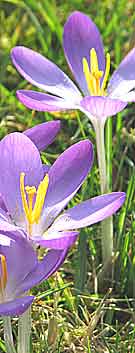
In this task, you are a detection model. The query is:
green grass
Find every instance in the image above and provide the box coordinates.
[0,0,135,351]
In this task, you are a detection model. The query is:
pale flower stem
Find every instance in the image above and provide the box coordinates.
[94,121,113,265]
[18,306,31,353]
[3,316,16,353]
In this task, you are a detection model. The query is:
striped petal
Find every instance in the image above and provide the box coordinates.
[17,90,79,111]
[11,46,81,101]
[63,11,105,95]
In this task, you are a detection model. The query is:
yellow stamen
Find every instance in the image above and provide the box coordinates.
[20,172,49,235]
[20,173,31,223]
[25,185,36,235]
[101,52,110,94]
[83,57,96,95]
[82,48,110,96]
[90,48,103,78]
[0,255,7,293]
[32,174,49,223]
[25,186,36,216]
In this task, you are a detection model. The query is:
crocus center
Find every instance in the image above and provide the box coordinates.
[82,48,110,96]
[20,172,49,236]
[0,255,7,296]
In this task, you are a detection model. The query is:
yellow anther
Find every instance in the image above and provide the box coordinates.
[82,48,110,96]
[32,174,49,223]
[90,48,98,74]
[25,186,36,195]
[83,57,96,95]
[20,172,49,235]
[101,52,110,94]
[90,48,103,79]
[20,173,31,223]
[25,186,36,212]
[0,255,7,292]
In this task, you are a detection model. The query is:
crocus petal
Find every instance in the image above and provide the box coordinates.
[118,91,135,102]
[34,230,79,249]
[0,194,7,212]
[51,192,126,231]
[0,208,11,223]
[47,140,93,207]
[63,11,105,95]
[16,248,68,294]
[0,234,11,247]
[108,80,135,102]
[24,120,61,151]
[0,296,34,316]
[0,132,43,223]
[0,232,37,297]
[81,96,127,122]
[0,221,26,255]
[108,48,135,95]
[0,216,26,239]
[17,90,78,111]
[11,46,81,101]
[41,140,93,229]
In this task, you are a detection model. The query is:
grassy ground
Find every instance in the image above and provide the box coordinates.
[0,0,135,352]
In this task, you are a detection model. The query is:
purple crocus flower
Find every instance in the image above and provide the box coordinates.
[11,11,135,123]
[0,119,61,209]
[0,230,67,316]
[0,132,125,249]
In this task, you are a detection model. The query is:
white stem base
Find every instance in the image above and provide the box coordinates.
[3,316,16,353]
[18,306,31,353]
[94,121,113,266]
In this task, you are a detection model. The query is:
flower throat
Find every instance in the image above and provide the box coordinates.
[20,173,49,236]
[82,48,110,96]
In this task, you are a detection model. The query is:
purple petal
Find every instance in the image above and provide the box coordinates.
[11,46,81,101]
[81,96,127,122]
[0,194,7,212]
[0,132,43,223]
[108,80,135,102]
[17,90,79,111]
[52,192,126,231]
[47,140,93,207]
[0,232,37,297]
[16,248,68,294]
[63,11,105,95]
[24,120,61,151]
[0,227,27,250]
[108,48,135,95]
[0,296,34,316]
[0,208,11,223]
[0,223,25,248]
[41,140,93,228]
[34,230,79,249]
[0,233,12,247]
[0,217,25,237]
